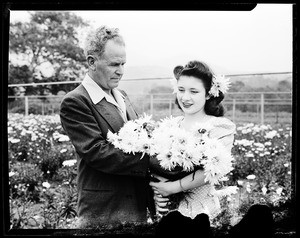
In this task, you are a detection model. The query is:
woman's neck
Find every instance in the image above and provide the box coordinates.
[181,112,211,130]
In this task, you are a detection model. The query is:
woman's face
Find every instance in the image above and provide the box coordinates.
[176,75,208,115]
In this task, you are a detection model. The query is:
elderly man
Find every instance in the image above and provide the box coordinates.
[60,26,155,228]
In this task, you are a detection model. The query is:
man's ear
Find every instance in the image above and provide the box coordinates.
[87,55,96,70]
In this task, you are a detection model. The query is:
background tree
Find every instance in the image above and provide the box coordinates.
[148,85,173,94]
[277,79,292,92]
[229,80,245,92]
[276,79,292,113]
[9,11,89,97]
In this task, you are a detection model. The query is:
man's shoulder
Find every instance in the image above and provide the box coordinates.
[61,84,91,107]
[63,84,87,99]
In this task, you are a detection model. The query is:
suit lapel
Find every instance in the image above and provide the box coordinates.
[90,87,138,132]
[124,96,138,120]
[94,99,125,133]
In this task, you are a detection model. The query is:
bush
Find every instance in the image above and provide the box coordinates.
[9,162,43,203]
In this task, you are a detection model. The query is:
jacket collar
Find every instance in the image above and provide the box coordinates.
[82,74,127,121]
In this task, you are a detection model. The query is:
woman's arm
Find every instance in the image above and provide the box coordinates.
[149,169,208,197]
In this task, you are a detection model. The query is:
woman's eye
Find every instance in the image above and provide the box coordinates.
[191,91,198,94]
[178,88,184,92]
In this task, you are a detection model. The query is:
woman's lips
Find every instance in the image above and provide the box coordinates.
[181,102,193,108]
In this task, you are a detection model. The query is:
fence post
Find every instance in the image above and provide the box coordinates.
[41,102,44,116]
[168,99,172,116]
[260,93,264,124]
[150,94,154,115]
[24,96,28,116]
[232,99,236,123]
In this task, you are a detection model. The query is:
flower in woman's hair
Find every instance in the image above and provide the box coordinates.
[209,75,231,97]
[169,77,178,94]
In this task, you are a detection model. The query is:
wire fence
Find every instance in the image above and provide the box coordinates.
[7,72,292,125]
[7,91,292,125]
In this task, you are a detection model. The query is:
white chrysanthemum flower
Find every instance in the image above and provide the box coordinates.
[260,124,271,130]
[181,158,195,172]
[253,142,265,148]
[9,172,16,177]
[237,180,244,186]
[63,159,77,167]
[107,114,156,155]
[169,77,178,94]
[10,138,20,144]
[157,151,174,171]
[58,134,70,142]
[246,183,251,193]
[7,126,13,134]
[264,141,272,146]
[245,152,254,158]
[234,139,254,147]
[262,185,268,195]
[276,187,283,195]
[219,176,229,182]
[60,149,67,153]
[42,182,51,188]
[246,174,256,180]
[208,75,231,97]
[265,130,278,139]
[135,113,154,125]
[202,141,234,185]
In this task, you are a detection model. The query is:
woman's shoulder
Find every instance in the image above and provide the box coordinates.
[209,116,236,136]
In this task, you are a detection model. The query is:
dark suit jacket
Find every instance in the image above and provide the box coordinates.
[60,84,155,227]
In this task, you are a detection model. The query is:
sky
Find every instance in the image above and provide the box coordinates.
[9,4,293,75]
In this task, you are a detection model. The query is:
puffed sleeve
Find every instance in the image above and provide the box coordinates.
[209,117,236,151]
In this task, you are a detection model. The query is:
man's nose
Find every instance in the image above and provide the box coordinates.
[116,65,124,75]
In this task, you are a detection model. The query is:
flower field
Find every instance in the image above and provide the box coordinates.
[7,113,294,233]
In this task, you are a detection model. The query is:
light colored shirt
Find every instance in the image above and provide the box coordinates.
[82,74,127,122]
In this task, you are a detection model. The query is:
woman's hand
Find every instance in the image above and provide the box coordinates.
[150,174,181,197]
[153,190,170,214]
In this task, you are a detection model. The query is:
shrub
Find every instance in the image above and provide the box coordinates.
[9,162,43,203]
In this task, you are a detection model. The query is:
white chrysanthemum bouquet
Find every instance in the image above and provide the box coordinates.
[148,116,234,186]
[107,113,156,158]
[107,115,237,200]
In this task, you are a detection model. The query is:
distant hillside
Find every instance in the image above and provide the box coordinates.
[119,65,292,94]
[228,74,292,89]
[123,65,172,79]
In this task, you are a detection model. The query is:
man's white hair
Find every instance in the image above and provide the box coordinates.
[83,25,125,59]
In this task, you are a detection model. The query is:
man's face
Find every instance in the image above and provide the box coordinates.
[92,40,126,93]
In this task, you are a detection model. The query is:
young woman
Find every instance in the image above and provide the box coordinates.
[150,60,236,220]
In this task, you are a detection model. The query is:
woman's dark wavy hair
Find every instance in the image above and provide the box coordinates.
[173,60,225,117]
